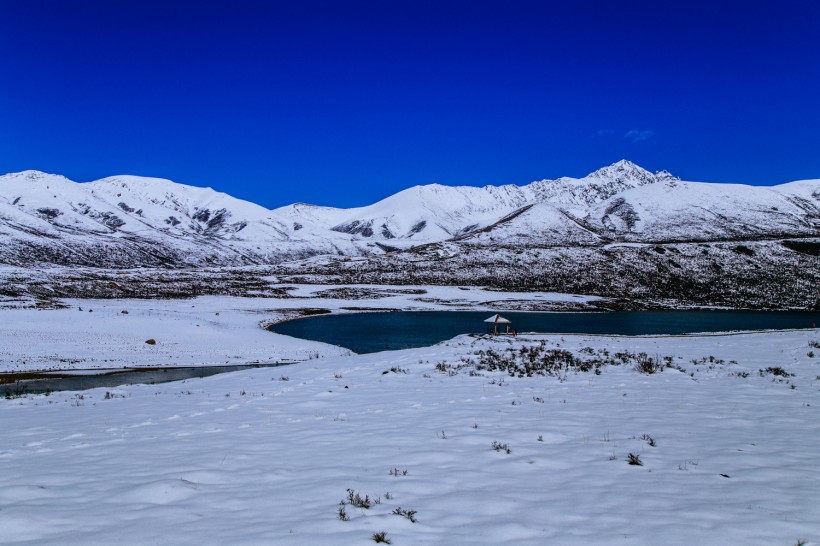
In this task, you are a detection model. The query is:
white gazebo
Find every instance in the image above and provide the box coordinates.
[484,313,512,335]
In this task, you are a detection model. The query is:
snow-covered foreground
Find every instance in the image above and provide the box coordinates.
[0,287,601,372]
[2,329,819,544]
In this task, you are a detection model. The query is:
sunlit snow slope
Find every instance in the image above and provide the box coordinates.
[0,161,817,267]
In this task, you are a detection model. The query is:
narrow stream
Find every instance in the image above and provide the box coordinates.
[1,362,292,397]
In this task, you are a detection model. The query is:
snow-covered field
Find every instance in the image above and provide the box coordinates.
[1,293,819,544]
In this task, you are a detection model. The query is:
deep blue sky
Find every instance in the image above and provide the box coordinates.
[2,1,819,208]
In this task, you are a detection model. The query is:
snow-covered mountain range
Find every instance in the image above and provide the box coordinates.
[1,160,817,268]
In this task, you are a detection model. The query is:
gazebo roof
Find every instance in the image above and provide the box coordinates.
[483,313,511,324]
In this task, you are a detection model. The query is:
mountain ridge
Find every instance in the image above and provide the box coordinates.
[0,161,817,269]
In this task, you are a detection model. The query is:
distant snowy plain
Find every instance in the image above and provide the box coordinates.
[1,290,819,545]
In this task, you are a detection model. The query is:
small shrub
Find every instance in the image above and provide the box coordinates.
[389,468,408,477]
[491,441,511,454]
[337,505,349,521]
[344,489,372,509]
[627,453,643,466]
[537,435,543,442]
[392,506,418,523]
[634,353,663,374]
[640,434,656,447]
[371,531,391,544]
[759,367,794,378]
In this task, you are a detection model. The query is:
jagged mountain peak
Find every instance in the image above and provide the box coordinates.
[585,160,658,185]
[588,160,680,185]
[592,158,643,172]
[522,161,671,208]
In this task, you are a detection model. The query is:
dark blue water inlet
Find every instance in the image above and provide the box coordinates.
[0,363,291,396]
[269,310,820,354]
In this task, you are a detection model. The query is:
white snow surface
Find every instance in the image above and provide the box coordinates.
[1,319,818,544]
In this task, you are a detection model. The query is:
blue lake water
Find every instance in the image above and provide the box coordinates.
[269,310,820,354]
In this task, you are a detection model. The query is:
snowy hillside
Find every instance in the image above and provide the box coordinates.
[1,162,818,309]
[583,179,820,242]
[0,171,362,266]
[2,160,816,269]
[276,160,684,246]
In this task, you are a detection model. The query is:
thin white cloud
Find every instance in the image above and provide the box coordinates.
[596,129,615,137]
[624,129,654,143]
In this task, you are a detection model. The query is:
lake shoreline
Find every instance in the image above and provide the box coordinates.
[2,289,817,375]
